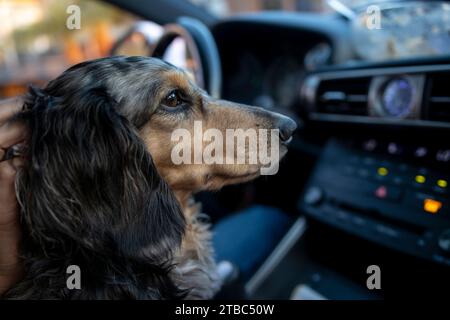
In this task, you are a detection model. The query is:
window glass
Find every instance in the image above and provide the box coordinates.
[0,0,140,99]
[188,0,330,16]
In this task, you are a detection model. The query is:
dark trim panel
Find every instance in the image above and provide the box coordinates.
[212,12,353,64]
[302,61,450,130]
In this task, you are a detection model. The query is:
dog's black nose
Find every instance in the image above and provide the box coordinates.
[277,115,297,143]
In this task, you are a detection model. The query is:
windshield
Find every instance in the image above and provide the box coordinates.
[187,0,332,16]
[187,0,401,16]
[190,0,450,62]
[188,0,446,16]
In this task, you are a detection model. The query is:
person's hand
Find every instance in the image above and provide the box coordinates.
[0,97,25,295]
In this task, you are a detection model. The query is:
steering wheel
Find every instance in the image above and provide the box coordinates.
[151,17,222,99]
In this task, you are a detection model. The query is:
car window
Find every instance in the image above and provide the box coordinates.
[0,0,142,99]
[188,0,331,16]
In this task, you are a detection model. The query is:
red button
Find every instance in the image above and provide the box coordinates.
[375,186,388,199]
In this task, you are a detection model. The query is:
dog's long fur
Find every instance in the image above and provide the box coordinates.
[4,56,295,299]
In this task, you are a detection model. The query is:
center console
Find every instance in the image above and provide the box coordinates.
[246,58,450,299]
[297,58,450,266]
[247,136,450,299]
[299,138,450,266]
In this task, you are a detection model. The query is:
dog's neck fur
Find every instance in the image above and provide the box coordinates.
[174,190,195,215]
[169,188,221,299]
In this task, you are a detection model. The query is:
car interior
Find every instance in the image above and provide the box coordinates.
[1,0,449,300]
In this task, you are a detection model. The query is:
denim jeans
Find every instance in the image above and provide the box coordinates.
[212,205,292,281]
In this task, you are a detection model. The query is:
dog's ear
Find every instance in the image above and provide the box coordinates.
[17,86,185,259]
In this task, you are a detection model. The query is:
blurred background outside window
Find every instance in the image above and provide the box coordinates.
[0,0,329,99]
[0,0,138,98]
[189,0,330,16]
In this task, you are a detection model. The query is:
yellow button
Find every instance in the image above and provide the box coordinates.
[377,167,388,176]
[423,199,442,214]
[415,175,426,184]
[437,179,448,188]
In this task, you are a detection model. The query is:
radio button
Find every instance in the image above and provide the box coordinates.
[438,229,450,254]
[373,185,402,201]
[377,167,389,177]
[415,175,426,184]
[303,186,324,206]
[413,193,447,215]
[423,199,442,214]
[436,179,448,190]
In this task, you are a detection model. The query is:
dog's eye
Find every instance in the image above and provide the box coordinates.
[163,90,184,108]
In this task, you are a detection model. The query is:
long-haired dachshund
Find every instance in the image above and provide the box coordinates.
[4,56,296,299]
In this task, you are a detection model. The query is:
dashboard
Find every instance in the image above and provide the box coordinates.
[212,13,450,132]
[212,13,352,117]
[301,58,450,129]
[211,12,450,271]
[298,58,450,266]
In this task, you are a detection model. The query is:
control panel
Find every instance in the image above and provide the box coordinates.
[301,62,450,128]
[299,138,450,266]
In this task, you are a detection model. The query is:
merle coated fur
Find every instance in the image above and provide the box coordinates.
[4,56,295,300]
[5,57,188,299]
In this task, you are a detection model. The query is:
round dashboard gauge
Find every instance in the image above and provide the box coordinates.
[381,78,415,117]
[369,75,424,119]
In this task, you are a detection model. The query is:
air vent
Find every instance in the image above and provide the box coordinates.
[316,77,370,116]
[427,73,450,122]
